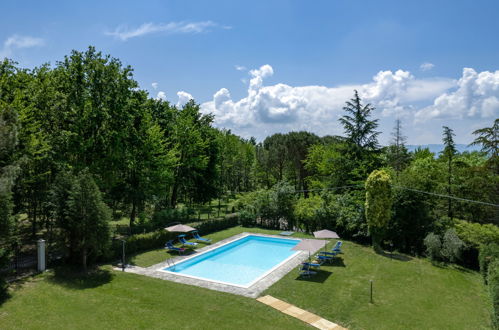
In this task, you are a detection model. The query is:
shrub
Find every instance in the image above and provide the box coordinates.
[110,215,241,259]
[191,214,240,235]
[236,181,295,230]
[488,260,499,329]
[365,169,393,251]
[479,243,499,282]
[238,210,257,227]
[424,233,442,262]
[455,220,499,248]
[441,229,464,263]
[150,208,195,229]
[294,195,323,233]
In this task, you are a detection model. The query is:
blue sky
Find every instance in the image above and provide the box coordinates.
[1,0,498,144]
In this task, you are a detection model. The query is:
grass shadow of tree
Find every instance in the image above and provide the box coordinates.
[47,266,114,290]
[295,270,333,283]
[0,284,11,307]
[376,250,412,262]
[329,257,346,267]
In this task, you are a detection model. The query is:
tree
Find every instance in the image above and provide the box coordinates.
[441,126,457,219]
[470,118,499,174]
[169,100,219,207]
[385,119,411,176]
[285,131,320,197]
[339,90,381,183]
[53,170,111,271]
[365,169,392,251]
[339,90,380,157]
[0,106,20,283]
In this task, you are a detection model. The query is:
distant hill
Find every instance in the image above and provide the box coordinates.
[405,144,481,154]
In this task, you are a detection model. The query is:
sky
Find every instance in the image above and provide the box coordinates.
[1,0,498,144]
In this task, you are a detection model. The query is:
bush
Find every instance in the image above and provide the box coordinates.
[455,220,499,248]
[488,260,499,329]
[110,214,241,259]
[236,181,295,230]
[294,195,323,233]
[441,229,464,263]
[150,208,195,229]
[238,210,257,227]
[480,243,499,282]
[191,214,240,235]
[424,233,442,262]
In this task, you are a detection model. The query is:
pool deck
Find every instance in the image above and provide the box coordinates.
[120,232,323,298]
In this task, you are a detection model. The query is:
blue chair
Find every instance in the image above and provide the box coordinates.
[320,241,343,256]
[191,231,211,242]
[332,241,343,253]
[302,261,321,269]
[165,240,185,254]
[298,263,317,277]
[316,254,334,263]
[178,234,197,246]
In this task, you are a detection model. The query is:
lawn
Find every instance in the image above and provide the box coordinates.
[130,226,493,329]
[265,240,493,330]
[0,267,306,330]
[1,226,493,329]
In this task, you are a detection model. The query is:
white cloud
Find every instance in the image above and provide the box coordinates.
[420,62,435,71]
[177,91,194,108]
[106,21,227,41]
[235,65,246,71]
[199,65,455,139]
[415,68,499,121]
[0,35,44,59]
[156,91,167,101]
[151,82,158,90]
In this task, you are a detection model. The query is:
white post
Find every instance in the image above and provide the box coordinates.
[37,239,46,272]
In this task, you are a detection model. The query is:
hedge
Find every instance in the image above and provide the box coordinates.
[488,260,499,329]
[110,213,240,259]
[479,243,499,282]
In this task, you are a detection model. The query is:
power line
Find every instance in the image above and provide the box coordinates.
[291,184,363,194]
[287,183,499,208]
[391,185,499,208]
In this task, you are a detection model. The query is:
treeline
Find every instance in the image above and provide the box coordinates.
[239,93,498,259]
[0,46,498,274]
[0,47,256,270]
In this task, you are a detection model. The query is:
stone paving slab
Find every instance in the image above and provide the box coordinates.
[119,232,324,298]
[257,295,347,330]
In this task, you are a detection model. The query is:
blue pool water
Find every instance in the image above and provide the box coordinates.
[163,235,300,287]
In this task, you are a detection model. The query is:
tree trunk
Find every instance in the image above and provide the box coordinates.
[82,247,87,273]
[130,200,136,227]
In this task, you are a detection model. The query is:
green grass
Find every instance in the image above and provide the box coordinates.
[265,240,493,329]
[130,226,492,328]
[2,227,492,329]
[0,267,306,330]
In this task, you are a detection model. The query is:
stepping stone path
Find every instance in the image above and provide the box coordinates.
[257,295,347,330]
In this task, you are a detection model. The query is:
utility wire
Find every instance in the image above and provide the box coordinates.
[287,183,499,208]
[391,185,499,208]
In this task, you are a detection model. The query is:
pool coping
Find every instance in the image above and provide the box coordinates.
[121,232,324,298]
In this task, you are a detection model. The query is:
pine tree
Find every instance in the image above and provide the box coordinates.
[339,90,380,154]
[470,118,499,174]
[387,119,410,176]
[441,126,456,219]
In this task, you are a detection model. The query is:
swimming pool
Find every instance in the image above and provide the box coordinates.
[160,234,300,287]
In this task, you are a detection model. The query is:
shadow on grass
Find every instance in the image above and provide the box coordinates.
[47,266,114,290]
[377,250,412,262]
[295,270,333,283]
[0,284,11,307]
[330,257,346,267]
